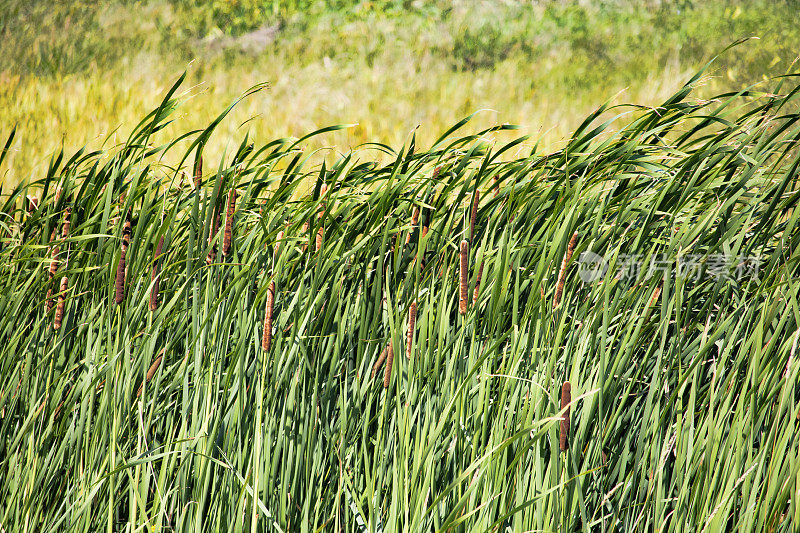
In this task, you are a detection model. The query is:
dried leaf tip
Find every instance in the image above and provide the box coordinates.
[553,231,578,309]
[406,302,417,360]
[459,239,469,315]
[26,195,39,214]
[559,381,571,452]
[262,281,275,351]
[222,189,236,256]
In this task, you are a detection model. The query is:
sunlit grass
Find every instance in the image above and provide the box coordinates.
[1,66,799,531]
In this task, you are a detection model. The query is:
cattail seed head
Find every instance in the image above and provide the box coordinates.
[492,176,499,197]
[406,206,420,244]
[54,276,67,330]
[194,155,203,189]
[473,260,484,305]
[559,381,571,452]
[136,351,164,398]
[275,230,284,256]
[406,302,417,360]
[262,281,275,351]
[301,221,310,253]
[316,226,323,252]
[470,189,480,242]
[553,231,578,309]
[372,343,390,378]
[382,344,395,388]
[115,255,126,305]
[222,189,236,256]
[61,208,71,239]
[206,209,220,265]
[459,239,469,315]
[149,236,164,312]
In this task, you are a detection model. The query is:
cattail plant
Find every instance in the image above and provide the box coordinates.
[206,208,220,265]
[136,350,164,398]
[262,281,275,351]
[406,205,420,244]
[371,343,391,378]
[149,236,164,312]
[382,343,395,389]
[406,302,417,360]
[560,381,571,452]
[115,214,132,305]
[301,221,310,253]
[315,184,328,252]
[194,155,203,190]
[473,260,484,305]
[470,189,480,243]
[553,231,578,309]
[222,189,236,256]
[459,239,469,315]
[274,230,284,257]
[492,175,499,198]
[53,276,67,330]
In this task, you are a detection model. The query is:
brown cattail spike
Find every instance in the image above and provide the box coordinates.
[136,351,164,398]
[492,176,499,198]
[372,343,391,378]
[406,206,420,244]
[382,344,395,388]
[473,260,484,305]
[194,155,203,189]
[262,281,275,351]
[115,214,132,305]
[459,239,469,315]
[470,189,480,242]
[115,255,126,305]
[53,276,67,330]
[553,231,578,309]
[222,189,236,256]
[559,381,571,452]
[406,302,417,360]
[150,236,164,312]
[275,230,284,257]
[206,209,220,265]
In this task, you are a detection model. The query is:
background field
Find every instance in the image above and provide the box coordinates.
[2,0,800,185]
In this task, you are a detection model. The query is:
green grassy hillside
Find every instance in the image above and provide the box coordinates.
[1,0,799,185]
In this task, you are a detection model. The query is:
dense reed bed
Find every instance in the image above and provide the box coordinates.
[1,69,800,531]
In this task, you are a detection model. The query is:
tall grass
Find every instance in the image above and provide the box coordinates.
[1,68,800,531]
